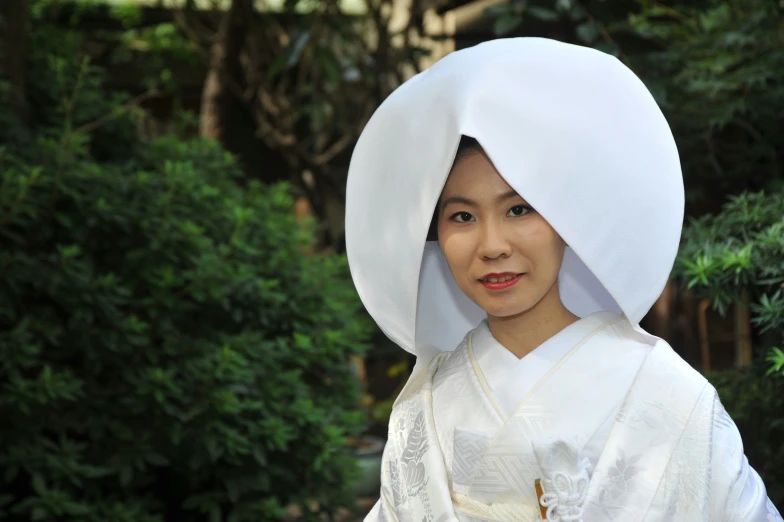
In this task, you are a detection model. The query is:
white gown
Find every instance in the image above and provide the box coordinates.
[365,313,782,522]
[341,37,780,522]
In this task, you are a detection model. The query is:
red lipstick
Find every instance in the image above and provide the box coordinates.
[478,272,523,291]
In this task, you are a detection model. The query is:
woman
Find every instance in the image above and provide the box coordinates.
[345,38,780,521]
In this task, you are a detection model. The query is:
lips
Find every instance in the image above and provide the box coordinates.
[479,272,519,283]
[478,272,524,290]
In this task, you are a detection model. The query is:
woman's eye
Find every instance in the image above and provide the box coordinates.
[508,205,531,217]
[450,211,474,223]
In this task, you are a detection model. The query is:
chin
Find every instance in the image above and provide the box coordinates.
[476,298,536,319]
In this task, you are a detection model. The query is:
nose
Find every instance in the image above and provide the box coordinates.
[477,219,512,260]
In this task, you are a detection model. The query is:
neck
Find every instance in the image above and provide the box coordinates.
[486,282,579,359]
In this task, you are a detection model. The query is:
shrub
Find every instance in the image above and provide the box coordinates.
[626,0,784,207]
[0,15,372,522]
[676,189,784,359]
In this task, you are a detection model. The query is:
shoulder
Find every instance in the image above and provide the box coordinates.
[390,327,476,415]
[431,331,472,383]
[630,336,713,420]
[611,318,709,390]
[647,338,709,388]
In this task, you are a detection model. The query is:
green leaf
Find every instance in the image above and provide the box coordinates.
[119,467,133,487]
[31,474,46,495]
[63,501,90,516]
[267,31,310,81]
[528,6,559,21]
[253,446,268,466]
[576,21,601,43]
[3,466,19,483]
[766,347,784,375]
[567,3,587,21]
[494,14,523,36]
[484,4,513,18]
[314,45,342,84]
[210,505,222,522]
[146,452,170,466]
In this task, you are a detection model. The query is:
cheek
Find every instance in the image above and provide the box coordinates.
[517,220,566,262]
[438,231,474,273]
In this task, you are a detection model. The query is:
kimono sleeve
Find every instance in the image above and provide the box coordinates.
[709,391,782,521]
[364,446,399,522]
[364,417,400,522]
[364,498,396,522]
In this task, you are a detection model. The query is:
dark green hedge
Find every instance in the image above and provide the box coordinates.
[0,15,372,522]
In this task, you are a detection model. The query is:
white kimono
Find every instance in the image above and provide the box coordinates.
[366,313,782,521]
[342,37,781,522]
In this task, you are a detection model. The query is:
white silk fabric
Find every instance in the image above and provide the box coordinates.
[345,37,683,367]
[365,315,781,521]
[471,315,604,419]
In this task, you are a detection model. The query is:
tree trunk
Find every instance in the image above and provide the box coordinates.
[199,0,249,141]
[647,278,674,341]
[0,0,30,123]
[734,289,752,368]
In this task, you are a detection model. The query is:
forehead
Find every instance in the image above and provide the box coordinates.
[442,152,515,196]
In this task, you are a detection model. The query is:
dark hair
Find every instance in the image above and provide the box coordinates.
[426,136,483,241]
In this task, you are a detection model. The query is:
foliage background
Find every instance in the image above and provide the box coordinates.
[0,7,373,521]
[1,0,783,518]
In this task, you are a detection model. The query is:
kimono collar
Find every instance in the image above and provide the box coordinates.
[345,37,683,363]
[472,312,621,392]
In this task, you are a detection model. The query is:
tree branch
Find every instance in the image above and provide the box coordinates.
[74,90,164,135]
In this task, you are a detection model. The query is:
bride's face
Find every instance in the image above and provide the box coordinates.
[437,150,567,318]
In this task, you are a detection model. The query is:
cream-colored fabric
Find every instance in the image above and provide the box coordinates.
[365,320,781,522]
[472,313,618,419]
[469,322,518,395]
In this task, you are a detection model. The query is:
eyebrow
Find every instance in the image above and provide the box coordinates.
[440,190,523,211]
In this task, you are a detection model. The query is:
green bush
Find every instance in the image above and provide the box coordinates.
[676,189,784,358]
[708,368,784,507]
[0,16,372,522]
[626,0,784,207]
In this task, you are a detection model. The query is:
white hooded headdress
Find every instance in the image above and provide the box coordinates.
[345,38,683,370]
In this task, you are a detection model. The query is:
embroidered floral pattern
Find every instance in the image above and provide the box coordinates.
[394,411,429,501]
[386,395,435,522]
[599,453,641,498]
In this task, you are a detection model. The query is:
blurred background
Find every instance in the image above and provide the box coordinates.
[0,0,782,520]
